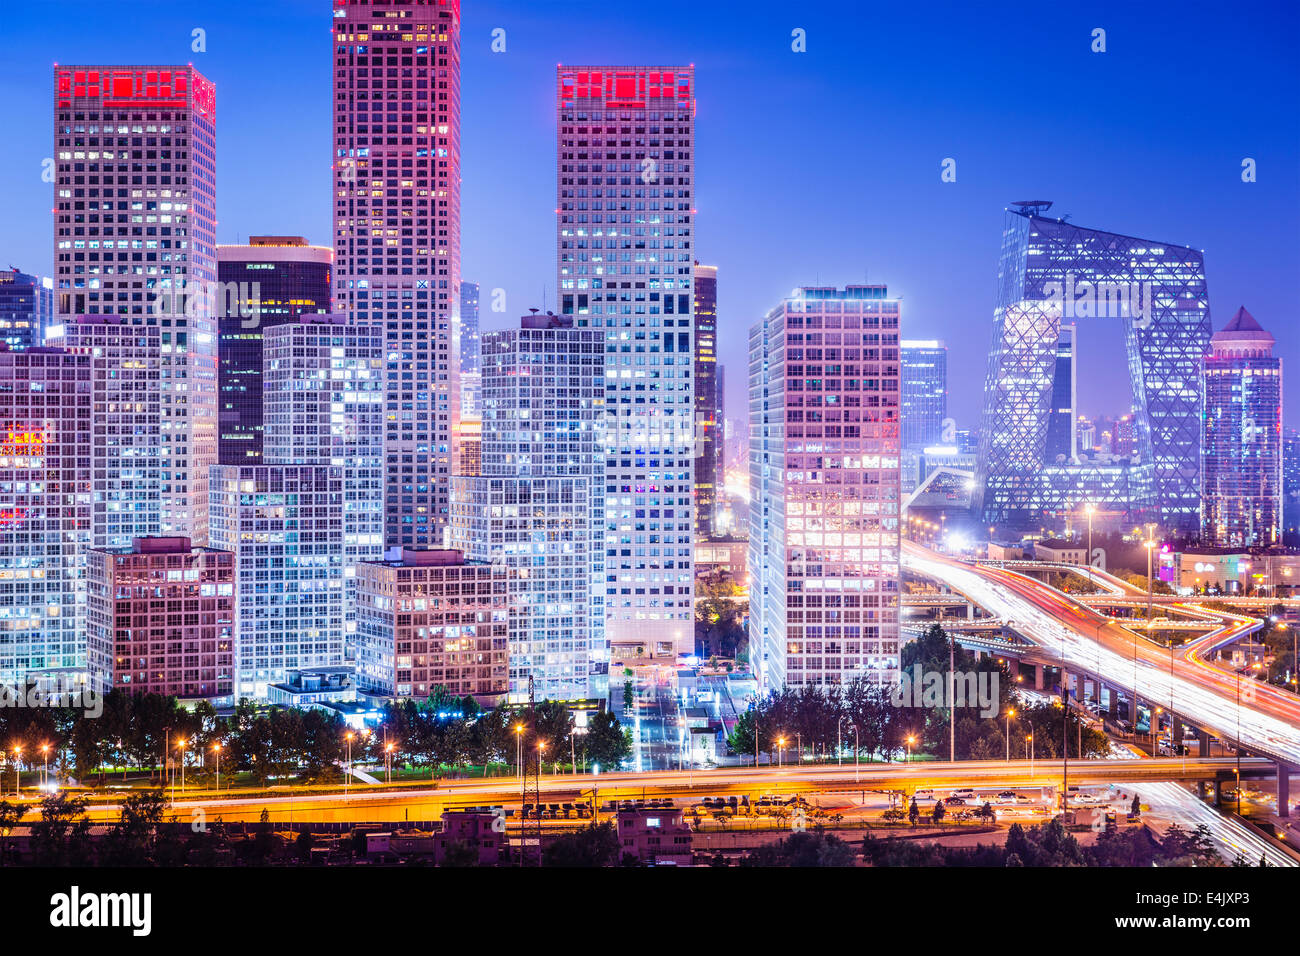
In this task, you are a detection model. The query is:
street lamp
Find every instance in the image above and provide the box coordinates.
[11,746,20,798]
[777,736,786,768]
[212,742,222,793]
[176,738,187,795]
[513,723,523,778]
[385,742,395,784]
[1004,709,1015,762]
[344,732,354,796]
[906,734,916,764]
[41,744,49,788]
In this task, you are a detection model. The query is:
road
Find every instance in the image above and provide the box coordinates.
[59,757,1272,824]
[904,542,1300,768]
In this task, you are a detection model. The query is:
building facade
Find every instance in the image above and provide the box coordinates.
[900,339,947,450]
[459,279,480,419]
[217,236,332,464]
[85,536,234,699]
[557,65,696,660]
[0,347,92,683]
[262,315,385,644]
[1202,307,1283,546]
[693,263,721,536]
[0,270,53,350]
[355,548,512,703]
[332,0,462,549]
[54,65,218,544]
[749,286,902,693]
[450,314,606,701]
[208,465,345,700]
[974,203,1211,531]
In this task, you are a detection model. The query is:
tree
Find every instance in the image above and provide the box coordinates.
[583,710,632,769]
[30,793,93,866]
[908,796,920,825]
[543,822,620,867]
[931,799,946,823]
[102,790,168,865]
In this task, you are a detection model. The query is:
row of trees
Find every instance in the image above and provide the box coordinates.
[0,686,631,786]
[727,624,1109,762]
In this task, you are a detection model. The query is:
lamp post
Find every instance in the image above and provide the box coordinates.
[1004,709,1015,762]
[41,744,49,788]
[906,734,916,764]
[176,738,187,796]
[853,724,860,783]
[385,742,394,784]
[11,747,20,798]
[777,736,786,768]
[212,743,222,793]
[344,732,353,796]
[514,723,523,778]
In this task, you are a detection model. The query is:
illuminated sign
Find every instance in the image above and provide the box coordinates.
[56,68,214,120]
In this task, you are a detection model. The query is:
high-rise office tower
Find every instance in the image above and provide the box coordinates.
[208,465,345,700]
[86,536,235,700]
[217,236,332,464]
[450,313,606,701]
[900,339,947,450]
[262,314,385,642]
[693,263,720,537]
[1202,307,1283,546]
[0,270,53,349]
[54,65,218,544]
[1043,324,1076,462]
[749,286,902,694]
[557,66,696,660]
[332,0,462,549]
[356,547,513,702]
[459,280,480,418]
[975,202,1211,530]
[0,347,92,683]
[52,316,163,550]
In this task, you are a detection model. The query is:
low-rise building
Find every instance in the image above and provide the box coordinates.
[1034,539,1087,565]
[85,536,235,700]
[615,804,693,866]
[355,548,515,704]
[1168,547,1300,595]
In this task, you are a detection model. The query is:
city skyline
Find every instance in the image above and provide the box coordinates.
[1,1,1295,430]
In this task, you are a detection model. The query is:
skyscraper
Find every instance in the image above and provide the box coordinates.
[1044,324,1076,462]
[975,203,1211,530]
[900,339,947,450]
[217,236,332,464]
[53,316,163,551]
[1202,307,1283,546]
[262,314,385,643]
[557,66,696,660]
[54,65,218,544]
[209,465,346,701]
[0,347,92,684]
[749,286,902,693]
[693,263,720,537]
[459,280,480,419]
[332,0,462,549]
[0,270,53,349]
[450,313,606,701]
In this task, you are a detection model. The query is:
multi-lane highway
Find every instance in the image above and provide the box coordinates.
[64,757,1271,824]
[904,542,1300,768]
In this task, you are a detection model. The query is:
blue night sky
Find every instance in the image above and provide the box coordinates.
[1,0,1297,427]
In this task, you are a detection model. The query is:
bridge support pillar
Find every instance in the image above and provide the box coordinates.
[1034,664,1044,691]
[1214,778,1224,806]
[966,601,974,620]
[1279,765,1291,818]
[1128,695,1138,727]
[1199,730,1211,758]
